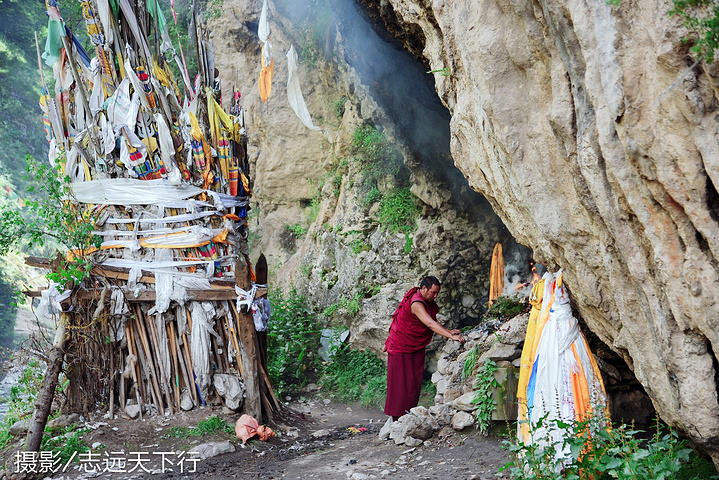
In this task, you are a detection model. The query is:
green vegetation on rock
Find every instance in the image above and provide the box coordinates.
[485,295,524,320]
[378,187,420,234]
[670,0,719,63]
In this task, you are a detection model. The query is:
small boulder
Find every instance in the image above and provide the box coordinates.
[453,391,477,412]
[378,417,393,440]
[452,411,475,430]
[404,436,423,447]
[9,419,31,436]
[213,374,245,411]
[192,441,235,459]
[428,404,456,426]
[180,390,194,411]
[125,404,142,419]
[312,429,331,438]
[47,413,81,431]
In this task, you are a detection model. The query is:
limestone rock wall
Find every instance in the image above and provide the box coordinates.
[364,0,719,463]
[208,1,531,362]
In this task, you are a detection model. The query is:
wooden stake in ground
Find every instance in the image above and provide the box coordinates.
[235,254,261,420]
[25,313,69,452]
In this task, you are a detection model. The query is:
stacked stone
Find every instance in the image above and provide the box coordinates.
[379,314,529,445]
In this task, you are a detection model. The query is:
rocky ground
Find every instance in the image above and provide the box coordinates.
[1,392,511,480]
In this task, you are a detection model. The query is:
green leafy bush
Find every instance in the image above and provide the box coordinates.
[267,289,323,395]
[473,360,499,434]
[364,185,383,206]
[670,0,719,63]
[285,224,307,238]
[0,157,102,293]
[40,426,90,465]
[502,415,719,480]
[350,236,371,255]
[378,187,420,234]
[320,345,386,407]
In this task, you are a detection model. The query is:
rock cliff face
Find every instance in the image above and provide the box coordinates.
[362,0,719,463]
[208,0,531,365]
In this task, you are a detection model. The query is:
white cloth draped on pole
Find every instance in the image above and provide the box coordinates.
[258,0,270,43]
[286,45,321,131]
[518,270,608,471]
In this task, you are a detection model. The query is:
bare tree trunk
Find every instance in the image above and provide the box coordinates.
[25,313,68,452]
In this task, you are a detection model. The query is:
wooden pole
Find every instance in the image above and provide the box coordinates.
[132,305,165,415]
[167,322,181,409]
[122,320,143,420]
[59,32,102,156]
[146,312,174,414]
[235,255,261,420]
[119,352,126,413]
[183,307,202,405]
[173,325,195,408]
[133,327,160,415]
[223,310,244,377]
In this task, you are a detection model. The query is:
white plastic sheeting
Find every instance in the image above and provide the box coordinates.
[101,258,214,271]
[190,302,222,402]
[35,283,72,325]
[286,45,321,131]
[213,374,245,410]
[70,178,203,205]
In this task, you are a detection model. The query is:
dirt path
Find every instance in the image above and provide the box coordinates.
[4,395,511,480]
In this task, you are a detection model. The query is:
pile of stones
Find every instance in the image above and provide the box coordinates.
[380,313,530,445]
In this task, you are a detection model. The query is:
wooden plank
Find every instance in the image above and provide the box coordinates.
[24,287,268,302]
[235,254,261,420]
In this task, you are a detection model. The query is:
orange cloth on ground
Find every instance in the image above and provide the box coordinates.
[235,414,275,444]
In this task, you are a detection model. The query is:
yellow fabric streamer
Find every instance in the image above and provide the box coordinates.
[488,243,504,306]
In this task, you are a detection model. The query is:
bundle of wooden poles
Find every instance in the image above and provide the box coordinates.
[20,0,280,453]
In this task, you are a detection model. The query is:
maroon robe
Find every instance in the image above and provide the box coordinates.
[384,288,439,418]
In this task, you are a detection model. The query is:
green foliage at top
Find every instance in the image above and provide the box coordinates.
[486,295,524,320]
[670,0,719,63]
[267,288,324,395]
[0,156,102,292]
[320,344,387,407]
[502,415,718,480]
[378,187,421,234]
[0,0,49,188]
[201,0,225,19]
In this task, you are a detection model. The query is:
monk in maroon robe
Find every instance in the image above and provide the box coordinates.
[384,276,465,420]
